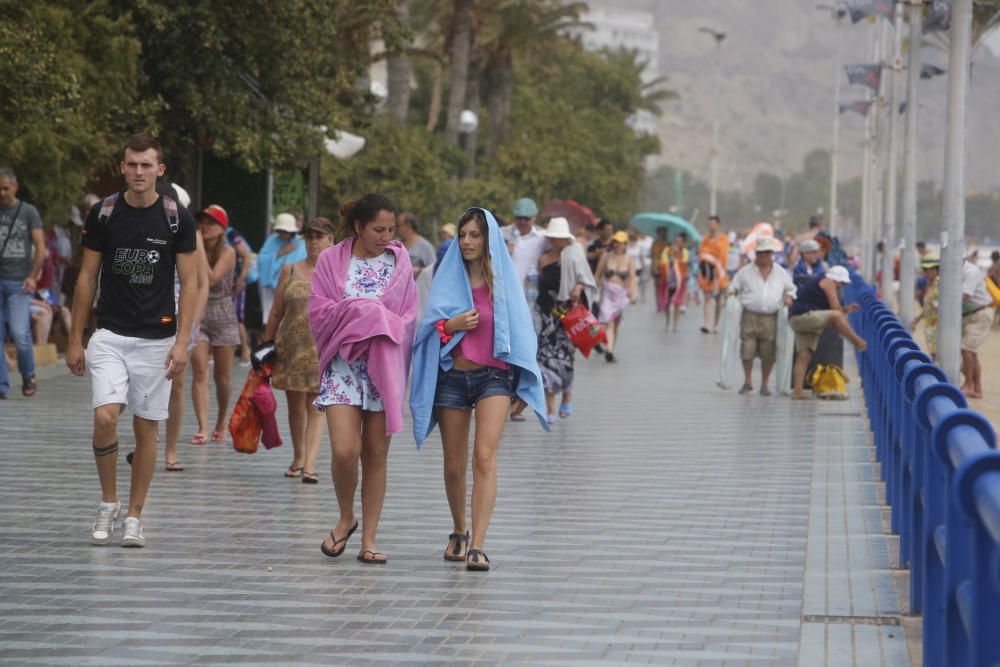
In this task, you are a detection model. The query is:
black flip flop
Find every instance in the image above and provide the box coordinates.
[284,466,304,478]
[444,531,469,561]
[466,549,490,571]
[165,461,184,472]
[301,472,319,484]
[357,550,387,565]
[320,521,358,558]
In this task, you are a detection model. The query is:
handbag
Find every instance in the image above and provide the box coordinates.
[559,301,607,358]
[229,364,270,454]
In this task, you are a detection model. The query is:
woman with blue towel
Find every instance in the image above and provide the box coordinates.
[411,208,548,571]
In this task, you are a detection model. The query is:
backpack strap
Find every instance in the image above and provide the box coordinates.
[97,193,120,225]
[161,195,179,234]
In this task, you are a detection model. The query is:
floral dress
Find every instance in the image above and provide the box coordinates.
[314,251,396,411]
[534,261,575,395]
[923,276,940,357]
[272,271,320,393]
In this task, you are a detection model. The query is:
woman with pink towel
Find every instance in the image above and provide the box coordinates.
[308,195,417,565]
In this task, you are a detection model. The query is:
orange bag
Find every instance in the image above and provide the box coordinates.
[229,366,269,454]
[560,302,608,358]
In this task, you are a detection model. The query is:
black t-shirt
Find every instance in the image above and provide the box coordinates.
[587,239,611,272]
[82,194,197,339]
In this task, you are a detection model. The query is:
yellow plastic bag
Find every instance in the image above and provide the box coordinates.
[810,363,849,400]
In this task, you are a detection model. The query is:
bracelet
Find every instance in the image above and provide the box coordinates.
[434,319,454,344]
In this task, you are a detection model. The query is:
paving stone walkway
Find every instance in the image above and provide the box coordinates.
[0,306,912,665]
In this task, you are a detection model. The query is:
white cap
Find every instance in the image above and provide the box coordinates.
[543,217,574,239]
[799,239,821,253]
[755,235,777,252]
[826,265,851,283]
[273,213,298,234]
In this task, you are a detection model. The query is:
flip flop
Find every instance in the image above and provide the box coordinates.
[190,433,208,445]
[509,414,526,422]
[320,521,358,558]
[357,550,387,565]
[284,466,304,478]
[466,549,490,571]
[444,531,469,561]
[210,430,228,443]
[301,472,319,484]
[165,461,184,472]
[559,403,572,418]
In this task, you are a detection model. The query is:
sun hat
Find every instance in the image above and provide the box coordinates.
[301,217,335,236]
[826,265,851,283]
[513,197,539,218]
[273,213,299,234]
[921,255,941,269]
[543,217,574,239]
[198,204,229,229]
[612,231,629,244]
[799,239,821,253]
[755,236,777,253]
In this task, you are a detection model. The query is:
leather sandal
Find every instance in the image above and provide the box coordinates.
[466,549,490,572]
[444,531,469,561]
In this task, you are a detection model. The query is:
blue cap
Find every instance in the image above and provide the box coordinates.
[513,198,538,218]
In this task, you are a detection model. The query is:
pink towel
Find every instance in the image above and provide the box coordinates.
[250,382,283,449]
[308,239,417,435]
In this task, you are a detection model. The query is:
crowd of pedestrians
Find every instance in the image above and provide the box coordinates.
[4,130,995,571]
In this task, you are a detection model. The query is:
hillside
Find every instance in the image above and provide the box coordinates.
[589,0,1000,192]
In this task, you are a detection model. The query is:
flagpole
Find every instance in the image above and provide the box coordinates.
[937,0,973,384]
[880,4,903,309]
[898,0,922,327]
[829,9,845,237]
[860,25,876,280]
[869,18,888,284]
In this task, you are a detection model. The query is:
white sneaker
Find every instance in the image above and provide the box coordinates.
[91,501,120,545]
[121,517,145,548]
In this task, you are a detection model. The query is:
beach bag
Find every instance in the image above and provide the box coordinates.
[811,364,849,400]
[716,295,742,389]
[985,276,1000,308]
[250,381,283,450]
[560,302,607,358]
[229,365,269,454]
[773,306,794,396]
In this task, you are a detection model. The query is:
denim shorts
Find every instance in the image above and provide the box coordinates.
[434,366,515,410]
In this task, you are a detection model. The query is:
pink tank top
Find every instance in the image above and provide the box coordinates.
[458,284,509,370]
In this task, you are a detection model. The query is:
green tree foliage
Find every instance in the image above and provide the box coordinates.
[0,0,147,219]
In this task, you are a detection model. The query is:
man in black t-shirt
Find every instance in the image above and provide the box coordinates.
[67,133,198,548]
[586,219,615,273]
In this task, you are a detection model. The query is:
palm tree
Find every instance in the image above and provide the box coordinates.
[386,0,413,123]
[478,0,591,157]
[444,0,474,145]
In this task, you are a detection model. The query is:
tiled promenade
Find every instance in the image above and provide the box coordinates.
[0,306,912,665]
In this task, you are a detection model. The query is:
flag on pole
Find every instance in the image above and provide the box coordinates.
[923,0,951,33]
[845,64,883,91]
[920,64,947,80]
[844,0,896,23]
[840,101,873,116]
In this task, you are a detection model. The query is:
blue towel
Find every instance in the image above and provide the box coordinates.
[410,208,549,447]
[257,234,306,288]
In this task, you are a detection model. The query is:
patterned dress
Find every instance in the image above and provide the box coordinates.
[923,276,939,357]
[535,261,575,395]
[272,271,320,393]
[314,251,396,411]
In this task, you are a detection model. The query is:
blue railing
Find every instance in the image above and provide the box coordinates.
[844,276,1000,667]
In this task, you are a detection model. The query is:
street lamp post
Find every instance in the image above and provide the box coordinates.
[699,27,726,217]
[898,0,923,327]
[880,4,904,308]
[938,0,974,384]
[817,4,846,237]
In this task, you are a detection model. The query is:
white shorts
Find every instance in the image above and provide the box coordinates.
[87,328,175,420]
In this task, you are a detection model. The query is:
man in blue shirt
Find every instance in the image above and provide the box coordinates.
[256,213,305,323]
[792,239,827,285]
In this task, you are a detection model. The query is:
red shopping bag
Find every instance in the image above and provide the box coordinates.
[229,365,269,454]
[560,302,607,358]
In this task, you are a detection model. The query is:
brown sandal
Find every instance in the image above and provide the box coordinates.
[444,531,469,561]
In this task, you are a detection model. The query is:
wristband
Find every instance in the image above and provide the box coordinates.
[435,319,454,344]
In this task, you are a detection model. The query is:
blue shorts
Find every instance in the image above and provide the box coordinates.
[434,366,515,410]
